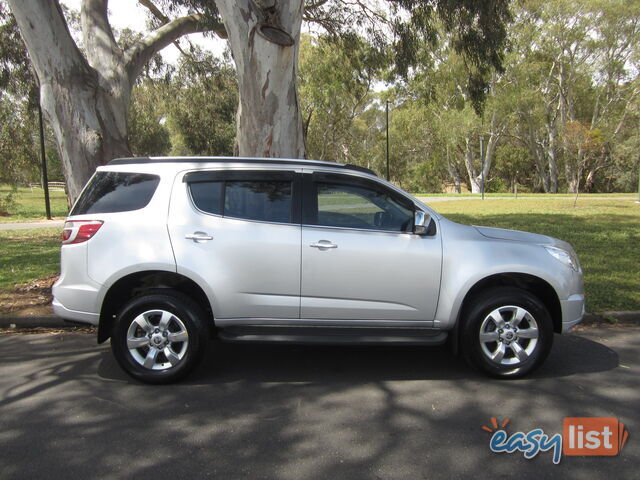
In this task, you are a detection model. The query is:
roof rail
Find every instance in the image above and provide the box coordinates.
[343,164,378,177]
[107,156,378,176]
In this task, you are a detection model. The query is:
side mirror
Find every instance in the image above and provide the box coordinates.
[414,211,431,236]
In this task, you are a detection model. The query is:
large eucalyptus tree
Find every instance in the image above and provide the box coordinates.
[8,0,510,202]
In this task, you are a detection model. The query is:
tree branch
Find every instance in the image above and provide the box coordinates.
[7,0,93,84]
[81,0,122,71]
[125,14,205,83]
[138,0,227,38]
[138,0,170,23]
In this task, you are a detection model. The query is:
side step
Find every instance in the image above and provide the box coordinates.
[217,325,448,346]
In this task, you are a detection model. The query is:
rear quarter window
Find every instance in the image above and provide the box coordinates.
[71,171,160,215]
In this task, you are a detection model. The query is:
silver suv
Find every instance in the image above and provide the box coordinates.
[53,157,584,383]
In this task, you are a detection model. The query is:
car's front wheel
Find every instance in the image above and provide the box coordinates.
[111,291,208,384]
[461,287,554,378]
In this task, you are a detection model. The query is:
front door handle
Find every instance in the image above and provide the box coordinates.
[310,240,338,249]
[185,232,213,243]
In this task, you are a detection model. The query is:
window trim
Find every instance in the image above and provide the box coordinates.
[302,172,416,234]
[185,170,302,225]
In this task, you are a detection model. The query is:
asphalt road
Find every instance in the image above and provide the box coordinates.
[0,325,637,479]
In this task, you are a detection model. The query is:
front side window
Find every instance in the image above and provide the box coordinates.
[310,177,414,232]
[188,173,294,224]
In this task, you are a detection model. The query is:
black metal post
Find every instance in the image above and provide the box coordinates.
[480,136,485,200]
[637,159,640,203]
[38,99,51,219]
[386,100,390,181]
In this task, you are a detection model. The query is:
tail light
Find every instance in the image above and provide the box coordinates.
[62,220,104,245]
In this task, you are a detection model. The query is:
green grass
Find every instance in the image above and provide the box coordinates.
[0,228,60,290]
[428,198,640,313]
[0,185,69,222]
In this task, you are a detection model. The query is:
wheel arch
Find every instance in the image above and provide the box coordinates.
[98,270,214,343]
[456,273,562,335]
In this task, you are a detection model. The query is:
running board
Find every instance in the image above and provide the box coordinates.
[217,325,448,346]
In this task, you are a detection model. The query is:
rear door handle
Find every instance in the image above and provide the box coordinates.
[310,240,338,249]
[185,232,213,243]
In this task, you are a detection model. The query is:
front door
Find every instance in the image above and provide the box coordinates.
[301,171,441,321]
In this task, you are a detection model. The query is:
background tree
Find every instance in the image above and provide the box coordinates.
[7,0,222,202]
[8,0,511,202]
[164,50,237,156]
[299,35,384,164]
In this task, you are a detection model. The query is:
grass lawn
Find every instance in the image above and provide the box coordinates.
[0,228,61,291]
[425,197,640,313]
[0,185,69,222]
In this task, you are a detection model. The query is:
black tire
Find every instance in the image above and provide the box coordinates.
[111,290,209,384]
[461,287,553,378]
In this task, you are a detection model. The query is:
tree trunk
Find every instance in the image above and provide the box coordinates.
[42,80,131,203]
[9,0,206,203]
[525,118,550,193]
[8,0,129,202]
[545,123,559,193]
[445,145,462,193]
[463,138,481,193]
[215,0,305,158]
[565,149,582,194]
[475,122,500,191]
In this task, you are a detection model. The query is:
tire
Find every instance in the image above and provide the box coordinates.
[461,287,553,378]
[111,290,209,384]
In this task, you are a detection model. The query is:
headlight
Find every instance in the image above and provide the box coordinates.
[544,246,580,272]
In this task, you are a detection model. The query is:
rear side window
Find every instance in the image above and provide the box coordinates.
[71,172,160,215]
[189,181,223,215]
[189,180,292,224]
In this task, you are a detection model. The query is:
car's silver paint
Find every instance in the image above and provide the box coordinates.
[168,171,301,319]
[431,217,583,329]
[301,225,441,321]
[52,157,584,339]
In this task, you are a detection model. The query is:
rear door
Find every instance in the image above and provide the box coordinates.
[168,169,302,319]
[300,171,442,321]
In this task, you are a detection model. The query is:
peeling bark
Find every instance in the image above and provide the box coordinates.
[8,0,207,203]
[8,0,130,202]
[215,0,305,158]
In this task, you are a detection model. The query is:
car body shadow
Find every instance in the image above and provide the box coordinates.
[97,332,619,384]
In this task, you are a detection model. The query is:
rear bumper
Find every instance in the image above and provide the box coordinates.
[52,298,99,326]
[560,293,585,333]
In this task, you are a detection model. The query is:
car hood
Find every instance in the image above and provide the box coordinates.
[474,225,568,248]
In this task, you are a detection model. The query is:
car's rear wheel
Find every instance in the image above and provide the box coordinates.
[461,287,554,378]
[111,291,208,384]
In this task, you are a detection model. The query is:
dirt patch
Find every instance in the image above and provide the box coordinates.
[0,326,96,335]
[0,274,58,315]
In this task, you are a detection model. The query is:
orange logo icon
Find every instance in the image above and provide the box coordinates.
[563,418,629,456]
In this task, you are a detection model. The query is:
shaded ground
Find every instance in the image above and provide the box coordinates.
[0,326,637,479]
[0,274,57,316]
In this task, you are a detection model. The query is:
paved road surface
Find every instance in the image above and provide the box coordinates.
[0,325,637,479]
[0,220,64,231]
